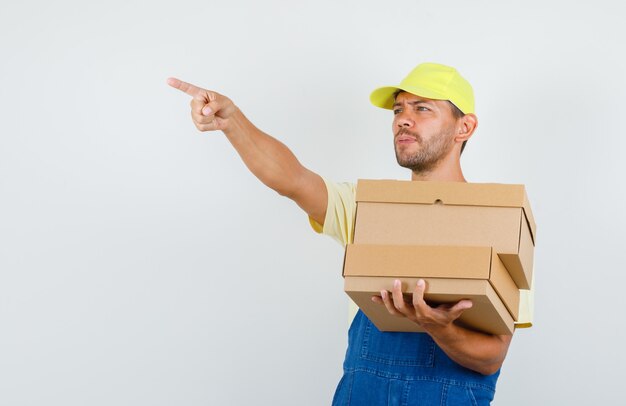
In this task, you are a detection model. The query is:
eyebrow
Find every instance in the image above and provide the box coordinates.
[392,99,432,108]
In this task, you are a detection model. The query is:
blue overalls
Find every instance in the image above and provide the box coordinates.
[332,311,500,405]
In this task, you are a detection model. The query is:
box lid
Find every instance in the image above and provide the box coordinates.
[356,179,537,243]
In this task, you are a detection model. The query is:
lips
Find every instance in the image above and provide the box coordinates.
[395,130,419,145]
[395,134,417,144]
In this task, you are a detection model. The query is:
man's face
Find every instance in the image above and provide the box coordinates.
[392,92,458,174]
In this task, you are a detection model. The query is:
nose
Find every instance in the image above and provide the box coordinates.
[395,111,414,128]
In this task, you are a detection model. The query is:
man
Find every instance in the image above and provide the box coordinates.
[168,62,532,405]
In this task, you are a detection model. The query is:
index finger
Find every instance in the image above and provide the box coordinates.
[166,77,205,98]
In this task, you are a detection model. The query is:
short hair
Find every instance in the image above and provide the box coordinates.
[393,90,468,155]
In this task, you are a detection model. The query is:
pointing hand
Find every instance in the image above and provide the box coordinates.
[167,78,238,132]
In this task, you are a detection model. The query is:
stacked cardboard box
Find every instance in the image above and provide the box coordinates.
[342,179,536,335]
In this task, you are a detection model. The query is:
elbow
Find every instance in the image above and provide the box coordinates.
[275,185,297,200]
[478,366,500,376]
[272,173,306,199]
[260,177,295,198]
[476,360,504,376]
[276,186,294,198]
[475,334,511,375]
[260,171,301,199]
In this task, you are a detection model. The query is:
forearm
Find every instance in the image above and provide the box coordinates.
[424,323,512,375]
[223,108,310,198]
[377,280,513,375]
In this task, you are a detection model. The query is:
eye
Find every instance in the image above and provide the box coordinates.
[416,106,430,111]
[393,108,402,115]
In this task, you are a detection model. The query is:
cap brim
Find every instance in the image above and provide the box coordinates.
[370,85,449,110]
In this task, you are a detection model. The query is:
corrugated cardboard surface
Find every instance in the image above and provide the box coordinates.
[354,179,536,289]
[344,245,492,279]
[345,276,515,335]
[356,179,536,240]
[343,245,520,333]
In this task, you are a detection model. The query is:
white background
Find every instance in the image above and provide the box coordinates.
[1,0,624,404]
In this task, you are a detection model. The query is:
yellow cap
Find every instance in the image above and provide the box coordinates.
[370,62,475,114]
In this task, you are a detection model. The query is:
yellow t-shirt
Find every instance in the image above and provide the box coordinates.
[309,177,534,329]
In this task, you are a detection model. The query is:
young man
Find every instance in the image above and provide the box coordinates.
[168,63,533,405]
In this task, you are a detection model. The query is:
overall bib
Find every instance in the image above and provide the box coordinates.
[332,311,499,406]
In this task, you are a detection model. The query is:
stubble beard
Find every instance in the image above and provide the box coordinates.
[394,127,456,174]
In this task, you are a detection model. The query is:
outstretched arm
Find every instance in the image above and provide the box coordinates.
[167,78,327,224]
[373,279,513,375]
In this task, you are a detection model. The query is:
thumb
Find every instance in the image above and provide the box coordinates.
[448,299,473,320]
[202,105,213,116]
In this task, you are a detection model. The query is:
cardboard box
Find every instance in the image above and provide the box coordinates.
[343,245,518,335]
[354,180,536,289]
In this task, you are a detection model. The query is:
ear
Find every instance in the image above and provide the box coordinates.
[455,113,478,143]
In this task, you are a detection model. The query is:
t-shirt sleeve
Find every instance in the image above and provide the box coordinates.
[514,273,535,328]
[308,177,356,247]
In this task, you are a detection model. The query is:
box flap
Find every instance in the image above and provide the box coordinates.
[356,179,536,242]
[343,244,492,279]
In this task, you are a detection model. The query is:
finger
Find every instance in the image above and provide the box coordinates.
[447,299,473,321]
[196,117,225,132]
[412,279,427,308]
[391,279,411,316]
[196,117,228,131]
[191,102,224,127]
[191,109,216,125]
[191,98,220,117]
[200,99,220,116]
[190,99,208,119]
[167,77,205,98]
[167,77,202,96]
[380,290,401,316]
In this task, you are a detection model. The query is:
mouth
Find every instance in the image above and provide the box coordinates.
[395,134,417,145]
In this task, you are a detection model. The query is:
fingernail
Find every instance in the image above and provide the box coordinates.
[394,279,400,289]
[417,279,425,288]
[380,290,387,299]
[202,106,212,116]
